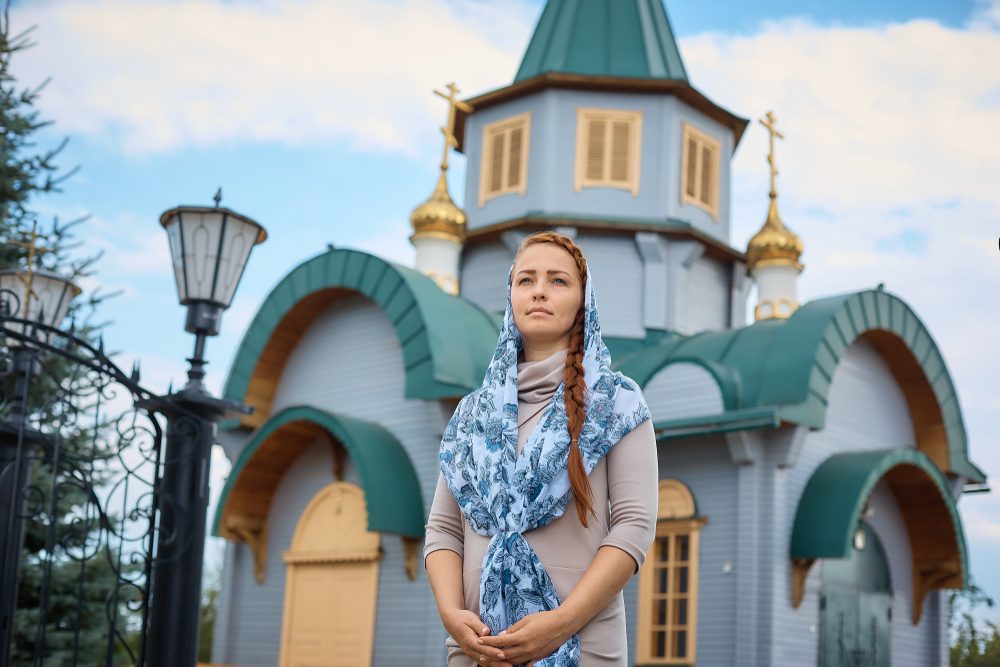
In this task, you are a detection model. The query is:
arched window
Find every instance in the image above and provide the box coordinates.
[636,479,706,665]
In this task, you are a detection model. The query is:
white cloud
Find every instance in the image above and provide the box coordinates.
[971,0,1000,30]
[682,18,1000,211]
[12,0,536,155]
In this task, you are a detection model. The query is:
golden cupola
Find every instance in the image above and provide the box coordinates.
[410,171,467,245]
[746,198,804,272]
[746,111,805,321]
[408,83,472,296]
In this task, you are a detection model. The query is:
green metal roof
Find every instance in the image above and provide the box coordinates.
[222,247,500,418]
[212,405,425,539]
[789,448,967,587]
[617,289,985,483]
[515,0,688,82]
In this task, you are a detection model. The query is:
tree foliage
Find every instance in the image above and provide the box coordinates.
[0,3,140,665]
[950,580,1000,666]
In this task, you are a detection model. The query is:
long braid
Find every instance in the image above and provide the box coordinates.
[517,231,595,526]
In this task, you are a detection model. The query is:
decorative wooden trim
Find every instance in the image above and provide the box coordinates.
[479,112,531,207]
[791,558,815,608]
[226,516,269,585]
[680,122,721,220]
[402,536,421,582]
[574,108,643,195]
[282,549,381,564]
[657,480,696,520]
[913,560,962,624]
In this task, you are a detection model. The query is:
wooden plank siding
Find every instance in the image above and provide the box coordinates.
[759,337,945,666]
[212,295,450,665]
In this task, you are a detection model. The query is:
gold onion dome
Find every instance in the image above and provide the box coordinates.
[409,171,467,243]
[746,199,804,271]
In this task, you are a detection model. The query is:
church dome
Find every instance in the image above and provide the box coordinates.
[746,200,803,271]
[410,172,467,243]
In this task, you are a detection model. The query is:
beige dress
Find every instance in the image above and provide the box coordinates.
[424,348,659,666]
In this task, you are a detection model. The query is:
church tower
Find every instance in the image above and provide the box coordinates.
[452,0,752,339]
[745,112,804,320]
[409,84,470,295]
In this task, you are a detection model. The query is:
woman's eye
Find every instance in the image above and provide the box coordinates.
[518,277,531,285]
[553,278,566,285]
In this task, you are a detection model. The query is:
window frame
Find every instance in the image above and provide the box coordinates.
[680,121,721,220]
[636,480,706,665]
[478,112,531,207]
[574,107,643,196]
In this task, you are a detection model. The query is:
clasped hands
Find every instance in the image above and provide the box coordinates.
[443,607,575,667]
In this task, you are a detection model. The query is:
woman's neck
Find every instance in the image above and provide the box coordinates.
[521,341,570,362]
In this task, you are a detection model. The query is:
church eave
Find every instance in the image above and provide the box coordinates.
[454,73,749,153]
[465,213,747,263]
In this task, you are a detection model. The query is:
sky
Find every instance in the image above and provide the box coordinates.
[8,0,999,627]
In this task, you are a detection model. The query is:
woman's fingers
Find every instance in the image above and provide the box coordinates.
[458,617,508,664]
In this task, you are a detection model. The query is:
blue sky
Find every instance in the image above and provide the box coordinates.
[10,0,1000,625]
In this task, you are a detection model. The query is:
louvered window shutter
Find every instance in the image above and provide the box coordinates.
[610,120,630,183]
[507,127,523,188]
[700,144,714,206]
[489,131,506,193]
[586,118,607,181]
[685,137,699,198]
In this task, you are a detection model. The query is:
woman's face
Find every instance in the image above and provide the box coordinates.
[511,242,583,353]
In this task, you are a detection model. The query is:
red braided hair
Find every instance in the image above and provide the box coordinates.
[514,231,595,527]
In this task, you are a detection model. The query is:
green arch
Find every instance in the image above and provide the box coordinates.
[758,290,977,476]
[212,405,425,539]
[222,247,500,412]
[614,290,982,481]
[790,448,967,586]
[618,352,742,411]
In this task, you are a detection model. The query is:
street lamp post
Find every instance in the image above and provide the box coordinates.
[0,268,81,664]
[145,203,266,667]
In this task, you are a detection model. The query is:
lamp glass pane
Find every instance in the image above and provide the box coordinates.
[179,210,225,302]
[212,217,258,307]
[0,271,78,345]
[164,219,187,301]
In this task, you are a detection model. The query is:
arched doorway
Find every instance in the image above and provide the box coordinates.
[278,482,381,667]
[819,522,892,667]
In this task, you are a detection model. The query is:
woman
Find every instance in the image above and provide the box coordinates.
[424,232,658,666]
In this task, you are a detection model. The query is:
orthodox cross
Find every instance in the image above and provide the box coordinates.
[8,221,52,313]
[759,111,784,199]
[433,82,473,173]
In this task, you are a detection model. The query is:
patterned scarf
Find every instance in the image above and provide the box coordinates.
[439,262,650,666]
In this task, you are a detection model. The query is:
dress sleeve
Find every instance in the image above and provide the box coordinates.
[598,417,658,574]
[423,472,466,565]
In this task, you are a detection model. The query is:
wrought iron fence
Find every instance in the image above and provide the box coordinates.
[0,287,167,666]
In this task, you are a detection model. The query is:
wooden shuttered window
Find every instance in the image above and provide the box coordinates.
[575,109,642,195]
[680,122,721,219]
[479,113,531,206]
[636,480,704,666]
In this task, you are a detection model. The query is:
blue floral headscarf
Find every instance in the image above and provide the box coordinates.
[439,259,650,666]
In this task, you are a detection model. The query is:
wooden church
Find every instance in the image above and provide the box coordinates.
[206,0,985,664]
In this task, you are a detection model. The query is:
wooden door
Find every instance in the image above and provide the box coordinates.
[279,483,380,667]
